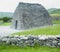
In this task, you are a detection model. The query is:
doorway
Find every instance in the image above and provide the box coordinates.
[15,20,18,29]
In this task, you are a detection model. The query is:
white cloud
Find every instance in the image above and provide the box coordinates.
[0,0,60,12]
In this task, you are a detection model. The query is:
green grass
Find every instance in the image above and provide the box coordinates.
[53,20,60,24]
[12,19,60,36]
[0,22,11,26]
[50,14,60,17]
[0,45,60,52]
[13,24,60,35]
[0,24,60,52]
[0,16,60,52]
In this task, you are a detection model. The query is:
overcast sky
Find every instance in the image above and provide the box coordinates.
[0,0,60,12]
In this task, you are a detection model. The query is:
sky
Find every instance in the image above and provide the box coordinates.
[0,0,60,12]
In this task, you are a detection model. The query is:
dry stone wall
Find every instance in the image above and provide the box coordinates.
[52,16,60,20]
[0,35,60,47]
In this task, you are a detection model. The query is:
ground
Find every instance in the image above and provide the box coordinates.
[0,45,60,52]
[0,22,11,26]
[0,20,60,52]
[0,26,20,36]
[13,24,60,35]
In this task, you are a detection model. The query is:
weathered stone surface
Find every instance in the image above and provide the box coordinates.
[11,2,52,30]
[0,35,60,47]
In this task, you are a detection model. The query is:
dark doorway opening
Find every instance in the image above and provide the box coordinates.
[15,20,18,29]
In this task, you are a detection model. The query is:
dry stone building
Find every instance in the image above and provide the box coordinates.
[11,2,52,30]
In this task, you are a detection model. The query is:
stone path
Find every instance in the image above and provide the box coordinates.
[0,26,20,36]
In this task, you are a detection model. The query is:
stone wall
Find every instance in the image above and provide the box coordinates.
[52,16,60,20]
[0,35,60,47]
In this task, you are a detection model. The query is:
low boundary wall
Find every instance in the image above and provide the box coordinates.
[0,35,60,47]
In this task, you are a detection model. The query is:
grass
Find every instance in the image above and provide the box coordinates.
[0,45,60,52]
[0,17,60,52]
[50,14,60,17]
[12,19,60,35]
[0,22,11,26]
[13,24,60,35]
[53,20,60,24]
[0,24,60,52]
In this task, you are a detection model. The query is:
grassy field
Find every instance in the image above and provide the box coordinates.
[0,17,60,52]
[50,14,60,17]
[1,24,60,52]
[13,20,60,35]
[53,20,60,24]
[0,45,60,52]
[0,22,11,26]
[13,24,60,35]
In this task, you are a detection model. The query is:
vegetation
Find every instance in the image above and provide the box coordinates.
[48,8,60,17]
[50,14,60,17]
[0,45,60,52]
[1,21,60,52]
[53,20,60,24]
[0,17,12,26]
[2,17,12,22]
[13,16,60,35]
[50,9,60,14]
[13,24,60,35]
[0,8,60,52]
[48,8,60,14]
[11,17,60,52]
[48,8,56,14]
[0,22,11,26]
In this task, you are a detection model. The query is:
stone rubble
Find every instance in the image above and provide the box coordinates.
[0,35,60,47]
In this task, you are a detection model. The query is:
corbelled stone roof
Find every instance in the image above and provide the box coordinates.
[12,2,52,30]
